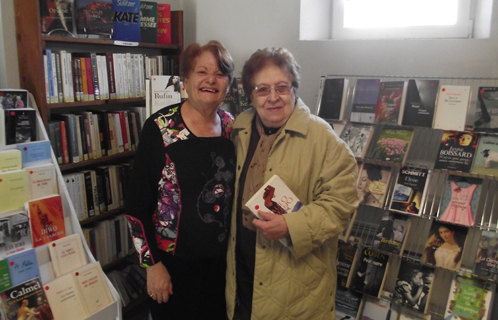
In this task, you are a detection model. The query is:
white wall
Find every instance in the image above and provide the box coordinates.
[0,0,20,89]
[184,0,498,113]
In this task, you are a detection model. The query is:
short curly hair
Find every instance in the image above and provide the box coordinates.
[241,47,301,99]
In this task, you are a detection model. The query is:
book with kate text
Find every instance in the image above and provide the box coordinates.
[26,194,66,248]
[112,0,140,42]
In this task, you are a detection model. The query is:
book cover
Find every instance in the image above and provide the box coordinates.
[48,233,87,278]
[340,122,375,159]
[349,247,389,297]
[0,259,12,291]
[157,3,171,45]
[39,0,73,34]
[317,77,349,120]
[372,212,411,255]
[438,175,482,227]
[474,230,498,281]
[140,1,158,43]
[71,262,114,314]
[0,149,22,172]
[351,78,381,124]
[357,164,392,208]
[389,167,430,216]
[0,170,28,214]
[150,75,182,114]
[335,286,363,320]
[48,121,63,164]
[434,85,471,132]
[360,296,397,320]
[0,210,32,259]
[444,275,495,320]
[0,89,28,109]
[7,249,40,286]
[245,175,304,247]
[16,140,52,168]
[370,127,413,164]
[75,0,114,35]
[4,108,37,145]
[471,133,498,177]
[398,307,432,320]
[112,0,140,42]
[393,258,434,313]
[402,79,440,128]
[26,194,66,248]
[0,277,50,320]
[421,220,468,271]
[434,131,479,173]
[44,272,88,320]
[474,86,498,132]
[374,81,407,124]
[337,240,359,288]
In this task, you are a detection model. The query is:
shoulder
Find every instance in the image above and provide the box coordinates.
[217,109,235,138]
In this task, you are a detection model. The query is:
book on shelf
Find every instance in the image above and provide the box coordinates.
[471,133,498,177]
[16,140,52,168]
[48,121,63,164]
[0,149,21,172]
[392,258,434,313]
[374,81,407,125]
[444,275,495,320]
[433,85,471,132]
[357,163,392,209]
[112,0,140,42]
[316,77,349,120]
[7,249,40,286]
[372,212,411,256]
[63,172,88,221]
[150,75,182,114]
[398,306,432,320]
[401,79,440,128]
[140,1,158,43]
[438,175,482,227]
[0,210,32,259]
[0,89,29,109]
[48,233,87,278]
[0,170,28,214]
[337,240,359,288]
[349,247,390,297]
[0,277,51,320]
[335,286,363,320]
[0,259,11,291]
[350,78,382,124]
[53,114,81,163]
[370,127,414,164]
[157,3,172,45]
[389,167,431,216]
[474,86,498,132]
[26,194,66,248]
[421,220,468,271]
[39,0,73,34]
[4,108,37,145]
[75,0,114,36]
[360,296,397,320]
[474,230,498,281]
[433,131,479,173]
[340,122,375,160]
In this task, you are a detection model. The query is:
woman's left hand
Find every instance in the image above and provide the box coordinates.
[252,210,290,240]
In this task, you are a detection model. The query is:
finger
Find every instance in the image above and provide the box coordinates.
[257,210,273,220]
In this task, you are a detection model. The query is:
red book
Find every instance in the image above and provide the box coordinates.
[59,120,69,164]
[113,111,130,152]
[105,53,117,99]
[157,4,171,45]
[26,194,66,248]
[85,57,95,100]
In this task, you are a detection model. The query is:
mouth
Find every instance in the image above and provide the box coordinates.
[200,88,218,93]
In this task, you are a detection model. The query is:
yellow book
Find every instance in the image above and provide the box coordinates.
[0,169,28,213]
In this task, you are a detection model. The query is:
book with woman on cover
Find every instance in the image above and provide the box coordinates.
[357,163,392,209]
[471,133,498,177]
[421,220,468,271]
[372,211,411,256]
[393,258,434,313]
[370,127,413,164]
[389,167,430,216]
[438,175,482,227]
[474,230,498,281]
[444,275,496,320]
[349,247,390,298]
[433,131,479,173]
[340,122,375,160]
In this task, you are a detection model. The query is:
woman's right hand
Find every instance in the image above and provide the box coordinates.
[147,261,174,304]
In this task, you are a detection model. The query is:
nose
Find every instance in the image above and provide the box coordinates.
[206,73,216,84]
[267,87,280,101]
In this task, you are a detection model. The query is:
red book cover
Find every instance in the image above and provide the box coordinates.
[59,120,69,164]
[85,58,95,100]
[116,111,130,152]
[79,57,89,101]
[27,194,66,248]
[105,53,117,99]
[157,4,171,45]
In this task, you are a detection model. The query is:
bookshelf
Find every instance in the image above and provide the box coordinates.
[326,75,498,319]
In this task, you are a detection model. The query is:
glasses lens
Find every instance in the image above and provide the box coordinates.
[275,85,291,94]
[256,86,271,96]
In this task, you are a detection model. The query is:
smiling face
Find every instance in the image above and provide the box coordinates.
[184,51,229,110]
[250,63,296,128]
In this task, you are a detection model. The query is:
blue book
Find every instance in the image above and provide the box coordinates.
[16,140,52,168]
[113,0,141,42]
[46,49,54,103]
[7,249,40,286]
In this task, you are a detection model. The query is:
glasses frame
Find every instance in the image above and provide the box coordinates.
[252,84,293,97]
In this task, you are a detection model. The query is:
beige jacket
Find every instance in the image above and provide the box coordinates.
[226,99,359,320]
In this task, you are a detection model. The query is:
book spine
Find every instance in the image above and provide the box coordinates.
[51,52,59,102]
[121,53,130,98]
[59,120,69,164]
[75,115,86,161]
[60,50,69,102]
[65,115,80,163]
[85,58,95,101]
[92,113,103,158]
[105,53,117,99]
[83,117,93,160]
[157,4,171,45]
[48,122,63,164]
[80,58,89,101]
[90,52,101,100]
[83,171,95,217]
[66,52,75,102]
[71,57,81,101]
[78,116,88,161]
[117,111,130,152]
[95,112,108,156]
[43,54,50,103]
[54,52,63,103]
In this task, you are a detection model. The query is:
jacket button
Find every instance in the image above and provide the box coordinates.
[259,282,263,286]
[269,168,272,172]
[262,245,266,249]
[330,306,334,312]
[238,165,241,170]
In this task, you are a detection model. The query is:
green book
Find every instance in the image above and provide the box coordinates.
[140,1,158,43]
[0,259,11,291]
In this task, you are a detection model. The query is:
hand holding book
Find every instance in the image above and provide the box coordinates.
[252,210,290,241]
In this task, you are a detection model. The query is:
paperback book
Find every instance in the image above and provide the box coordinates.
[49,233,87,277]
[389,167,430,216]
[401,79,440,128]
[474,230,498,281]
[438,175,482,227]
[0,149,21,173]
[4,108,37,145]
[357,163,392,209]
[340,122,375,160]
[140,1,158,43]
[112,0,140,42]
[7,249,40,286]
[26,194,66,248]
[157,3,172,45]
[433,131,478,173]
[372,212,410,256]
[0,210,32,259]
[317,77,349,120]
[0,170,28,214]
[474,86,498,132]
[471,133,498,177]
[150,75,182,114]
[360,296,397,320]
[26,163,58,200]
[433,85,471,132]
[374,81,407,125]
[350,78,381,123]
[39,0,73,34]
[16,140,52,168]
[0,259,11,291]
[75,0,114,35]
[393,258,434,313]
[0,277,51,320]
[349,247,389,297]
[370,127,413,164]
[0,89,28,109]
[337,240,359,288]
[335,286,363,320]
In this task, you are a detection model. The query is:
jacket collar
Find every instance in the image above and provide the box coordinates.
[233,98,310,136]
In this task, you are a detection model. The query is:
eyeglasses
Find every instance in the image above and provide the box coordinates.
[252,84,292,97]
